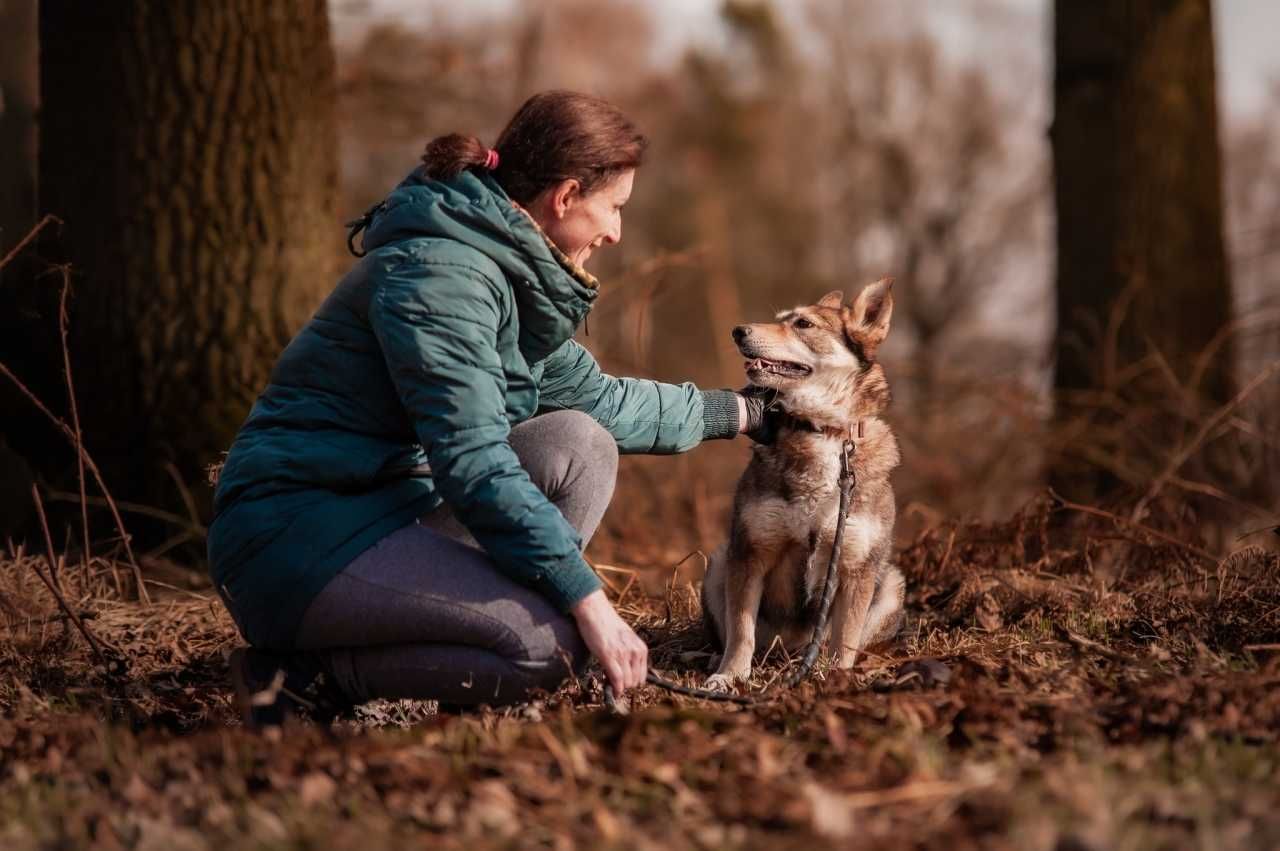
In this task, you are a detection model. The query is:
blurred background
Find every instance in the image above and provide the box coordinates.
[1,0,1276,575]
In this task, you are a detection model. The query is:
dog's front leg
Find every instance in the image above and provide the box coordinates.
[829,566,876,670]
[706,565,764,690]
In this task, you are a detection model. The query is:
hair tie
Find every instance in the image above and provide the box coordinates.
[483,148,500,170]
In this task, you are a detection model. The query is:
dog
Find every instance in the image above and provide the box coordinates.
[702,278,904,690]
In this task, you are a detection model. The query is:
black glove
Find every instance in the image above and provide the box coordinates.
[739,386,783,445]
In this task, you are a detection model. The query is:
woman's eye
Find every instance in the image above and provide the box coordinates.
[794,318,814,330]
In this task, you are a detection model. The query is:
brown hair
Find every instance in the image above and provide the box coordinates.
[420,90,647,204]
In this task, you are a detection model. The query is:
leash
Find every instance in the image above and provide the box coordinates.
[604,423,862,713]
[786,423,860,686]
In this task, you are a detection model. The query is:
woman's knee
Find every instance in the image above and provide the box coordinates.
[509,614,589,691]
[537,410,618,471]
[509,411,618,523]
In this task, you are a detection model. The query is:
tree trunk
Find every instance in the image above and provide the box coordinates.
[0,0,41,538]
[33,0,338,513]
[1050,0,1233,503]
[0,0,38,266]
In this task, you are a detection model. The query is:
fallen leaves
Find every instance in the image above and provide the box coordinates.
[1,494,1278,848]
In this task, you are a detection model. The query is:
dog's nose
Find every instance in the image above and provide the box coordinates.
[732,325,751,343]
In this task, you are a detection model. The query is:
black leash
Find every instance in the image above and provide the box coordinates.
[786,427,859,686]
[604,425,861,713]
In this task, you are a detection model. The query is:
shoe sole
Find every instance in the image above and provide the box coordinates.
[227,647,263,729]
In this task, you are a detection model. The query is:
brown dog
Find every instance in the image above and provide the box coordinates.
[702,279,904,690]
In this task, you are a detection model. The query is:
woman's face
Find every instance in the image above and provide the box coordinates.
[534,169,634,268]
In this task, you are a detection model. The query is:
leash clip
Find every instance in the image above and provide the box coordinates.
[841,440,855,476]
[840,420,863,482]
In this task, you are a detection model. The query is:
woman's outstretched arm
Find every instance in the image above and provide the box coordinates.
[536,339,742,454]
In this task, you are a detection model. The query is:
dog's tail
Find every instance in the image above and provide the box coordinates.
[859,564,905,649]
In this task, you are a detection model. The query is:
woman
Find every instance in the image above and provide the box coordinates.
[210,90,770,724]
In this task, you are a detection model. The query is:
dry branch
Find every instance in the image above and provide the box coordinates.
[1049,489,1219,565]
[0,216,149,602]
[1132,360,1280,521]
[0,214,61,271]
[29,485,120,662]
[56,268,105,590]
[0,361,150,602]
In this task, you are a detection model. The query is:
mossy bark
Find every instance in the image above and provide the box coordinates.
[34,0,338,512]
[1050,0,1234,502]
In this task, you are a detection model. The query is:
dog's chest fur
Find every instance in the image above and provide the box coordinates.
[730,423,897,624]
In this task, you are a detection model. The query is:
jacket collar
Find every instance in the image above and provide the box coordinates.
[507,199,600,292]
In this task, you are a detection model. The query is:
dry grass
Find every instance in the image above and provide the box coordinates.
[2,494,1278,850]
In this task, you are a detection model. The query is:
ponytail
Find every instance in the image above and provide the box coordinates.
[420,133,493,180]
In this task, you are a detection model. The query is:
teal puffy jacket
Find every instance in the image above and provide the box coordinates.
[208,169,739,649]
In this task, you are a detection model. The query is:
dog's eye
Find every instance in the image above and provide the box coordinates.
[793,317,814,330]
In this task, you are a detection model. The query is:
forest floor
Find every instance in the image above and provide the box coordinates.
[1,494,1278,850]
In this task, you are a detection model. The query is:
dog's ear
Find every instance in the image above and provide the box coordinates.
[844,277,894,355]
[816,290,844,309]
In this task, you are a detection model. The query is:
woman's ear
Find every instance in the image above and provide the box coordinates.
[550,178,582,220]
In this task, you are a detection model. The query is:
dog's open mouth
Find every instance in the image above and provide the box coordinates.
[744,357,812,377]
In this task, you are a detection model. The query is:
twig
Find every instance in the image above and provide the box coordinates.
[1132,361,1280,522]
[843,779,987,810]
[590,562,638,575]
[29,485,117,662]
[143,530,198,559]
[0,214,61,271]
[0,612,78,634]
[664,550,708,626]
[1235,521,1280,541]
[0,361,150,603]
[1054,622,1121,661]
[164,461,202,530]
[1049,489,1218,566]
[588,559,639,601]
[615,571,638,607]
[55,268,109,591]
[1189,308,1280,396]
[936,529,956,577]
[1,215,147,601]
[141,578,215,601]
[43,489,206,538]
[1167,474,1273,519]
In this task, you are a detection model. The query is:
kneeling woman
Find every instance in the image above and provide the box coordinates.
[209,90,767,723]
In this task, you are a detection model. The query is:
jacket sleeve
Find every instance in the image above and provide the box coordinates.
[369,261,601,611]
[536,340,740,454]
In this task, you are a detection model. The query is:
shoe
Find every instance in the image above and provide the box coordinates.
[228,647,352,728]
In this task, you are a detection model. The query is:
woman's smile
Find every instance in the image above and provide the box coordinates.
[538,168,634,269]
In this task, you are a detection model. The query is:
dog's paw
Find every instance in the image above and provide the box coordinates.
[704,672,743,692]
[833,649,859,670]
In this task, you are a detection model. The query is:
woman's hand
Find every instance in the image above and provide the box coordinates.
[738,387,782,444]
[571,589,648,695]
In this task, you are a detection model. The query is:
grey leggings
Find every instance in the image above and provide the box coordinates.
[293,410,618,706]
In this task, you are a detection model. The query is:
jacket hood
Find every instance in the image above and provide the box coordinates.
[357,169,598,360]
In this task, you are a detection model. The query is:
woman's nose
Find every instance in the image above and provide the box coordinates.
[604,220,621,245]
[732,325,751,343]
